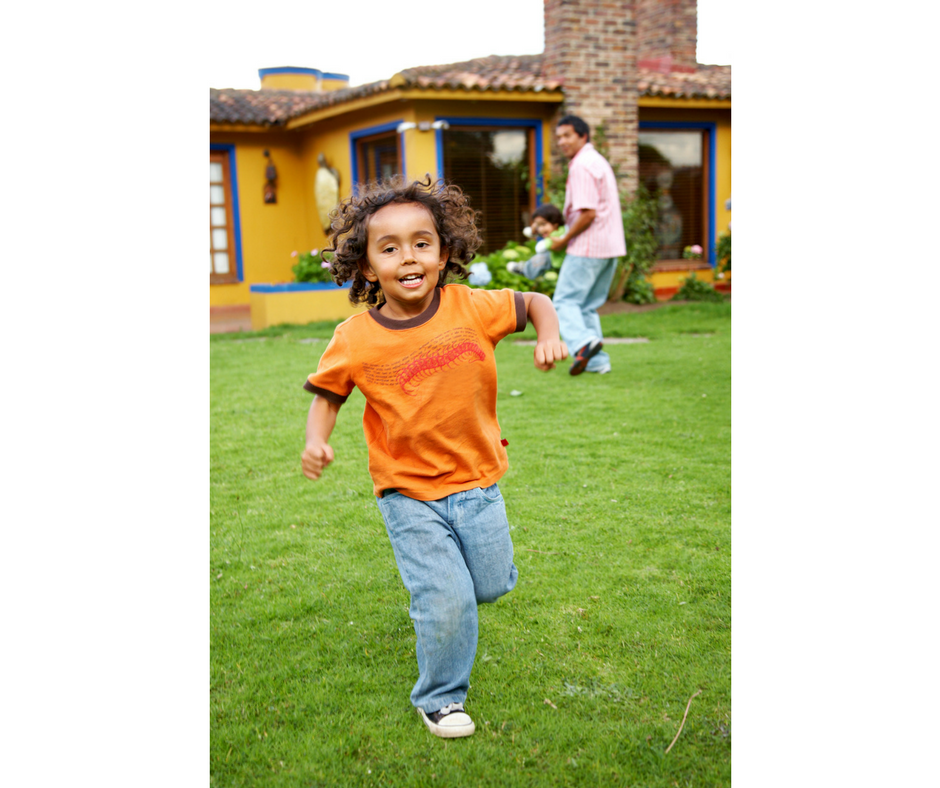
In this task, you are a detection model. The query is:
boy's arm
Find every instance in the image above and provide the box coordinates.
[301,395,341,480]
[521,291,569,371]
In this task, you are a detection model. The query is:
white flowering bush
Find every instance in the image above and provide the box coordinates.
[465,239,558,297]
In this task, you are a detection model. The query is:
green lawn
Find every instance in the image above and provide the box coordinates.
[211,302,731,787]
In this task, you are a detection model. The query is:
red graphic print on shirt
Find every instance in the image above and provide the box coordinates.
[362,327,485,396]
[397,328,485,395]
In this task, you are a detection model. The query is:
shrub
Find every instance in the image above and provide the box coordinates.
[612,182,659,302]
[624,270,656,304]
[672,272,725,302]
[715,231,731,273]
[465,239,557,298]
[291,249,334,284]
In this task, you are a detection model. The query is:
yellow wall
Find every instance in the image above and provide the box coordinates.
[261,72,318,91]
[250,289,366,329]
[210,133,310,307]
[296,105,420,251]
[649,266,730,295]
[320,77,350,92]
[259,72,350,92]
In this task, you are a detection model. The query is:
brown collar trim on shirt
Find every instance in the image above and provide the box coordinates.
[367,286,442,330]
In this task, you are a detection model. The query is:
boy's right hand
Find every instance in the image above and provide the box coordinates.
[302,442,334,480]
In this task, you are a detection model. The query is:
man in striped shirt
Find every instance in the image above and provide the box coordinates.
[550,115,627,376]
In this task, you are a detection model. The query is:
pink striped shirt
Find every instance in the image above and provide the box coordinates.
[563,142,627,258]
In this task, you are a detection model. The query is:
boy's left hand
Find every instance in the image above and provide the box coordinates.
[534,339,569,371]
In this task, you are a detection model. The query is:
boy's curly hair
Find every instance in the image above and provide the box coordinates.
[533,203,564,227]
[325,176,482,306]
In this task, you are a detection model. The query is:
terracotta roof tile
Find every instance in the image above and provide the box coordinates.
[637,63,731,100]
[394,54,562,92]
[210,88,322,125]
[209,82,391,126]
[210,55,729,125]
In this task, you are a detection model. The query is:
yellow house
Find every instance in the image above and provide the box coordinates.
[209,2,730,329]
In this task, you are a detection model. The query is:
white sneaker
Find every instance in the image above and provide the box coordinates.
[591,363,612,374]
[506,262,526,275]
[418,702,475,738]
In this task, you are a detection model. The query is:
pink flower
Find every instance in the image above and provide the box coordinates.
[321,261,331,269]
[290,250,298,257]
[310,248,319,256]
[690,244,703,255]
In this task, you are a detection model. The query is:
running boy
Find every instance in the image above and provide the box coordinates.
[507,203,566,281]
[301,177,568,739]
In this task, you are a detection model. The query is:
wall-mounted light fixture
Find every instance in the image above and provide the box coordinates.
[263,149,278,204]
[396,120,450,134]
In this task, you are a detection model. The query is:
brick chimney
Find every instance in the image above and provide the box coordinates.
[542,0,639,193]
[636,0,698,73]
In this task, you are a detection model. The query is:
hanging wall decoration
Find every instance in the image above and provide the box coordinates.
[314,153,340,231]
[263,150,278,204]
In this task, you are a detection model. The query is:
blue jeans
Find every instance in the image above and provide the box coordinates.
[553,254,619,371]
[376,485,518,713]
[519,251,553,280]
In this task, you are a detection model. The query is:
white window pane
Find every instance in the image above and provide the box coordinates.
[211,184,226,204]
[213,252,230,274]
[212,229,228,250]
[210,161,223,182]
[638,131,702,166]
[211,207,227,226]
[210,253,214,272]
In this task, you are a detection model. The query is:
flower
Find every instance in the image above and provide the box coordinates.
[310,248,319,256]
[468,262,492,286]
[682,244,704,260]
[321,261,331,269]
[290,250,298,257]
[690,244,703,255]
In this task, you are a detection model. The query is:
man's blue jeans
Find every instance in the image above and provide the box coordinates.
[553,254,619,371]
[376,484,518,713]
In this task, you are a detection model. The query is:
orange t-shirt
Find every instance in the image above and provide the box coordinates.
[304,284,527,501]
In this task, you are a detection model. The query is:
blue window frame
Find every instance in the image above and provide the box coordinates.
[209,143,244,283]
[435,117,544,253]
[638,121,717,267]
[349,122,405,191]
[435,117,544,204]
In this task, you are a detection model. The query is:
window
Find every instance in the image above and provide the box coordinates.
[638,128,711,264]
[350,123,403,190]
[441,125,536,254]
[210,149,239,284]
[357,131,400,183]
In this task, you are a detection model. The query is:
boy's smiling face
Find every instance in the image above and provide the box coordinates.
[531,216,558,238]
[360,201,449,320]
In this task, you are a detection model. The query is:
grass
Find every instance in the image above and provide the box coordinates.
[210,302,731,787]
